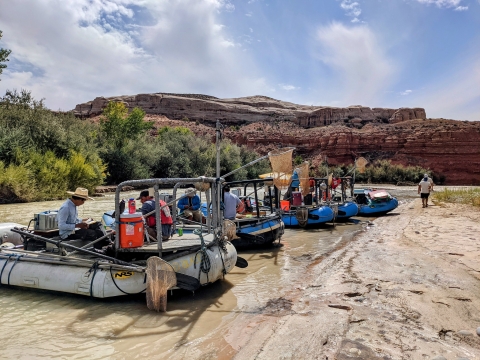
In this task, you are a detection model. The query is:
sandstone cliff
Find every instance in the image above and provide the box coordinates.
[77,93,480,185]
[74,93,426,128]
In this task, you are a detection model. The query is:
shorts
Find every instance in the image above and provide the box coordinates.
[183,209,202,222]
[420,193,430,199]
[147,224,172,241]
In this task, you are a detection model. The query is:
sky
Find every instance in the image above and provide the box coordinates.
[0,0,479,120]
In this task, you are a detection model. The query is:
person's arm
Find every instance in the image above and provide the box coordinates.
[191,196,201,210]
[178,197,188,210]
[418,184,421,194]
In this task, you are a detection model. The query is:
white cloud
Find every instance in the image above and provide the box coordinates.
[0,0,269,110]
[415,0,463,8]
[454,6,468,10]
[339,0,362,23]
[279,84,298,91]
[401,89,412,95]
[315,22,396,105]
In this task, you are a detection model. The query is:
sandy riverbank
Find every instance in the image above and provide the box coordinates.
[170,198,480,359]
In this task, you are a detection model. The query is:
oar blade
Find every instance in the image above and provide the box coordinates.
[146,256,177,312]
[235,256,248,268]
[175,273,201,292]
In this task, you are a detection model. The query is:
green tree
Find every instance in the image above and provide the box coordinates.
[0,31,11,80]
[99,101,153,149]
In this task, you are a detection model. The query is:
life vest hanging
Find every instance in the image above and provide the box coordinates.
[322,191,332,201]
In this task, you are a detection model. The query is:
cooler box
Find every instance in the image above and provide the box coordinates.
[119,213,144,248]
[292,191,303,206]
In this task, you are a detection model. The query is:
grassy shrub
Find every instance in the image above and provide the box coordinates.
[433,188,480,207]
[315,160,437,184]
[0,151,106,202]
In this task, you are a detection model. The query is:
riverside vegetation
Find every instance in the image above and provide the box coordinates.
[433,187,480,207]
[0,90,270,203]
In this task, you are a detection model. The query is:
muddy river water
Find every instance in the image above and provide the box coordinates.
[0,187,417,359]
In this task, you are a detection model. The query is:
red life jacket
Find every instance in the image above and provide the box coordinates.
[331,178,341,189]
[146,200,173,226]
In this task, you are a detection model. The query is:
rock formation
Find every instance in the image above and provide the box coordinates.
[76,93,480,185]
[74,93,426,128]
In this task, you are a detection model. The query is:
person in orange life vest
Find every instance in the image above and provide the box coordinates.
[137,190,173,241]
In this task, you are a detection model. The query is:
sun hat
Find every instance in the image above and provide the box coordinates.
[424,173,428,177]
[136,190,150,200]
[185,187,196,197]
[67,187,94,200]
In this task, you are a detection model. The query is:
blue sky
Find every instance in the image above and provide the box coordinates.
[0,0,478,120]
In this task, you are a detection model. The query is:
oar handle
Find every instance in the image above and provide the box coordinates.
[10,228,138,268]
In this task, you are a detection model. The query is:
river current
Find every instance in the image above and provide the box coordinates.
[0,187,416,359]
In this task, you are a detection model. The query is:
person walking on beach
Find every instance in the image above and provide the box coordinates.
[418,175,432,208]
[424,173,435,192]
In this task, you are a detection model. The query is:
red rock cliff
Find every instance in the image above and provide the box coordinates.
[74,93,425,128]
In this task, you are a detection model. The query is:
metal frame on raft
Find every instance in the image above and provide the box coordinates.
[113,176,224,257]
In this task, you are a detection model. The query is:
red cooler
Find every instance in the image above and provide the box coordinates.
[119,213,144,248]
[292,191,303,206]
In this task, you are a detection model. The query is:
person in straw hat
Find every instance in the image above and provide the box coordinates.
[177,187,202,223]
[57,187,106,246]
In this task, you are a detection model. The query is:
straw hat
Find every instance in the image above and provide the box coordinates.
[185,187,196,197]
[67,187,94,200]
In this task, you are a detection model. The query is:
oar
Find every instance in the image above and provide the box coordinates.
[11,228,139,268]
[146,256,177,312]
[235,256,248,268]
[236,232,266,244]
[175,272,201,291]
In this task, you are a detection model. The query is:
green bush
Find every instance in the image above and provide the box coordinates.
[314,159,438,184]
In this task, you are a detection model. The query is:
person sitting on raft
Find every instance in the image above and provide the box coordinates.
[177,187,202,223]
[57,187,106,248]
[137,190,173,241]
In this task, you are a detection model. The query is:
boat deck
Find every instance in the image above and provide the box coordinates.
[116,233,213,253]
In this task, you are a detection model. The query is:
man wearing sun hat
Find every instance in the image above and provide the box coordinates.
[177,187,202,223]
[57,187,105,244]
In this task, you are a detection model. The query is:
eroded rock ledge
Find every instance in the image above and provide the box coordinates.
[74,93,426,128]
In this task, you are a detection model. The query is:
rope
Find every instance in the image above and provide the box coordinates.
[0,254,16,286]
[194,232,211,284]
[87,261,100,297]
[109,267,146,295]
[7,254,24,285]
[296,207,309,227]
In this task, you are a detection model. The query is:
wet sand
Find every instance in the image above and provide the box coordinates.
[170,199,480,359]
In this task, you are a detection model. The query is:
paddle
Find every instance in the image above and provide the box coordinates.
[175,272,201,292]
[146,256,177,312]
[235,256,248,268]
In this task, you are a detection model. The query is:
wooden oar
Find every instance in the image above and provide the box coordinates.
[146,256,177,312]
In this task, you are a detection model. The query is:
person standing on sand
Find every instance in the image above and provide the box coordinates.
[424,173,435,192]
[418,175,432,208]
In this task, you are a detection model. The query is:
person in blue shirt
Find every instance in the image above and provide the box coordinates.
[177,187,202,223]
[290,169,300,191]
[57,187,106,247]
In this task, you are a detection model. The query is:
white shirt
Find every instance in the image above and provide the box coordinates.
[419,179,431,193]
